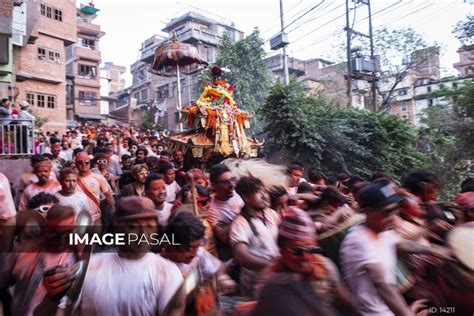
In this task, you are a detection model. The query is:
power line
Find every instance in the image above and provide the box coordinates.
[286,2,344,34]
[289,1,423,54]
[268,0,326,39]
[384,1,436,26]
[290,4,362,46]
[260,0,308,38]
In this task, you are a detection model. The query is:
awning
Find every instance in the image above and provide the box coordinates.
[75,114,106,121]
[67,120,81,127]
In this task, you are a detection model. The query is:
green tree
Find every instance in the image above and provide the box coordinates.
[204,29,269,133]
[418,80,474,198]
[453,15,473,46]
[139,111,155,131]
[262,79,424,180]
[31,111,48,128]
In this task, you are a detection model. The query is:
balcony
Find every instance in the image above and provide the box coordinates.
[77,17,105,38]
[76,45,101,62]
[176,28,218,46]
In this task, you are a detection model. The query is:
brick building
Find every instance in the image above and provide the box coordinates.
[65,3,104,123]
[1,1,106,132]
[100,61,126,117]
[453,45,474,76]
[0,0,13,98]
[13,0,76,133]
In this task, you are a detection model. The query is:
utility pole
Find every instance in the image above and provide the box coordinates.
[345,0,377,110]
[367,0,377,111]
[279,0,289,85]
[345,0,352,108]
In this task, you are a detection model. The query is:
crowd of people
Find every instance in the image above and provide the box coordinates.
[0,123,473,316]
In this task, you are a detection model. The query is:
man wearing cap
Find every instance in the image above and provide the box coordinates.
[341,179,448,316]
[17,101,35,153]
[254,206,357,316]
[36,196,184,316]
[75,151,115,225]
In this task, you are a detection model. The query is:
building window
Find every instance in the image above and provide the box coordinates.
[48,51,55,62]
[41,4,61,21]
[133,92,140,102]
[401,106,407,112]
[26,93,35,106]
[398,89,407,96]
[452,82,458,89]
[54,52,61,63]
[172,82,178,96]
[37,47,46,60]
[78,64,97,79]
[427,86,432,93]
[428,99,434,107]
[27,92,55,108]
[140,89,148,102]
[157,85,169,99]
[37,94,45,108]
[78,91,97,106]
[78,37,95,50]
[41,4,52,18]
[47,95,55,108]
[54,8,62,22]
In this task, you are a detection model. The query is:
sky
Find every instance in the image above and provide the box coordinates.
[81,0,472,85]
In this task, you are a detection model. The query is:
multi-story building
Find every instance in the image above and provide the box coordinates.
[412,75,473,126]
[127,35,166,128]
[453,45,474,76]
[100,61,126,116]
[125,11,244,131]
[0,0,14,98]
[101,61,126,93]
[3,1,106,132]
[13,0,77,133]
[378,47,441,126]
[265,54,366,108]
[66,3,105,123]
[107,86,131,125]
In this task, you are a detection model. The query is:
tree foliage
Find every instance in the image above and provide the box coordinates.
[262,80,424,180]
[32,111,48,128]
[453,15,474,46]
[202,29,269,133]
[139,110,155,131]
[418,80,474,198]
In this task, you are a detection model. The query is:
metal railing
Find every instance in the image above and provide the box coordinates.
[0,119,35,156]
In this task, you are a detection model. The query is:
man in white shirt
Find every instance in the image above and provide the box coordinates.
[341,179,448,316]
[162,210,237,295]
[35,196,184,316]
[229,175,281,296]
[161,163,181,203]
[0,172,16,252]
[54,167,89,218]
[69,130,82,150]
[286,163,305,195]
[145,173,173,226]
[207,164,244,261]
[59,140,73,162]
[75,151,115,224]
